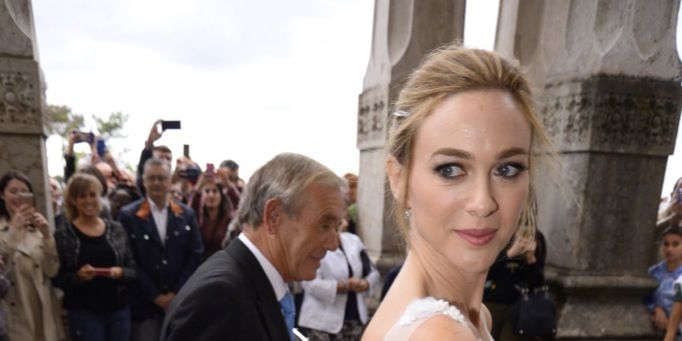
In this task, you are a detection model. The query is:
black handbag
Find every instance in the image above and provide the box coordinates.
[511,285,557,337]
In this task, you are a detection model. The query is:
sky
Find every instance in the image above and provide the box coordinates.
[35,0,681,197]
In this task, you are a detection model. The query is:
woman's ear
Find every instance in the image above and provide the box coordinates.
[386,156,404,201]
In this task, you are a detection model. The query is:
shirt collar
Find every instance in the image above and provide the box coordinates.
[147,198,169,213]
[238,233,288,301]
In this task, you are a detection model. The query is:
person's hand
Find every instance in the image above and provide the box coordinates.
[653,307,668,330]
[348,278,369,293]
[31,212,50,239]
[154,292,176,311]
[336,281,348,293]
[9,205,33,229]
[77,264,96,282]
[109,266,123,279]
[146,120,163,149]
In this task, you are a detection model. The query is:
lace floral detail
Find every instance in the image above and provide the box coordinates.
[398,297,466,326]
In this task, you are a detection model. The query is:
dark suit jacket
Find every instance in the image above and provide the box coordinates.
[119,198,204,320]
[160,238,289,341]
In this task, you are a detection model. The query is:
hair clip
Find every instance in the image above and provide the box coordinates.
[393,110,410,118]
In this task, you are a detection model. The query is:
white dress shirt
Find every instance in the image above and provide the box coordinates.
[149,199,169,245]
[238,233,288,301]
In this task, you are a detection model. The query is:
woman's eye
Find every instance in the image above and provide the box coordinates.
[494,163,527,178]
[434,164,464,179]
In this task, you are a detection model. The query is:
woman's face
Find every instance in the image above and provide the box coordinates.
[663,234,682,263]
[400,89,531,274]
[202,183,221,209]
[1,179,31,217]
[74,184,101,219]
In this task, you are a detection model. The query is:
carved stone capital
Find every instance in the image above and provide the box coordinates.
[540,75,682,156]
[0,59,44,135]
[357,85,389,150]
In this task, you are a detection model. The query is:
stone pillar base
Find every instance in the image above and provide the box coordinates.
[547,269,660,340]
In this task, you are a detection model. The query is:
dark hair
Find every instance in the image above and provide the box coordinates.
[78,165,108,197]
[153,145,172,154]
[0,171,34,219]
[661,224,682,240]
[207,183,232,223]
[219,160,239,170]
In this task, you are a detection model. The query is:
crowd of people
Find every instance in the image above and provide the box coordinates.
[0,43,676,341]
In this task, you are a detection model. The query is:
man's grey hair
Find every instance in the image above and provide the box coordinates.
[144,157,172,177]
[236,153,345,230]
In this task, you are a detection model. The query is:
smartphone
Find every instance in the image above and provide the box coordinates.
[183,144,190,158]
[72,131,95,144]
[96,139,107,158]
[161,120,181,131]
[17,192,35,208]
[92,267,111,277]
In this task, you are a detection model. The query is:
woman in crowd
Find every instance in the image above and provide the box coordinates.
[298,219,380,340]
[53,173,137,341]
[362,45,554,340]
[647,225,682,333]
[191,168,234,259]
[0,171,63,341]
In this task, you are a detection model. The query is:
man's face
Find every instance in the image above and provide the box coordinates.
[275,183,345,281]
[143,164,171,202]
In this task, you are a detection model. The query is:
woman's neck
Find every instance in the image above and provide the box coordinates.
[205,206,219,220]
[74,215,101,229]
[407,238,487,324]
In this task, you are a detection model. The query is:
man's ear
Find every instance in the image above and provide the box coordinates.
[262,197,283,234]
[386,156,404,201]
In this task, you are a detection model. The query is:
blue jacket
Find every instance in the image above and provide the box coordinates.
[119,198,204,321]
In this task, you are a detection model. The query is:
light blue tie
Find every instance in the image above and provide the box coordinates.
[279,291,295,341]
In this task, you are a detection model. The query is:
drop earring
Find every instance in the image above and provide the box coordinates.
[404,208,411,219]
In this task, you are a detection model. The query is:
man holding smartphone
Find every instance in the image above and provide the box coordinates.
[136,120,176,197]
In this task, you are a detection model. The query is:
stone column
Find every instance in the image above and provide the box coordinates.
[496,0,682,339]
[0,0,53,223]
[357,0,465,272]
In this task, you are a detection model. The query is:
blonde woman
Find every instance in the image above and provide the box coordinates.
[0,171,63,341]
[363,45,553,340]
[54,173,136,341]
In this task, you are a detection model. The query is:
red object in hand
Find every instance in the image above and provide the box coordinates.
[92,267,111,276]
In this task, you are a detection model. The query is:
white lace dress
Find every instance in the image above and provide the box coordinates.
[383,297,494,341]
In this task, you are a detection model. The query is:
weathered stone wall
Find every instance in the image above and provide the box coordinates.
[0,0,52,223]
[357,0,466,271]
[496,0,682,339]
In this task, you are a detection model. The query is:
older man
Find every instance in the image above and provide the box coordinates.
[160,153,347,341]
[119,158,204,341]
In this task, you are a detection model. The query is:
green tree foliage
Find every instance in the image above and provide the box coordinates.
[46,105,128,140]
[46,104,85,138]
[93,111,128,139]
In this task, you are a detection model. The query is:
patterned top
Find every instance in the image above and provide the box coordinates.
[384,297,492,341]
[648,261,682,315]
